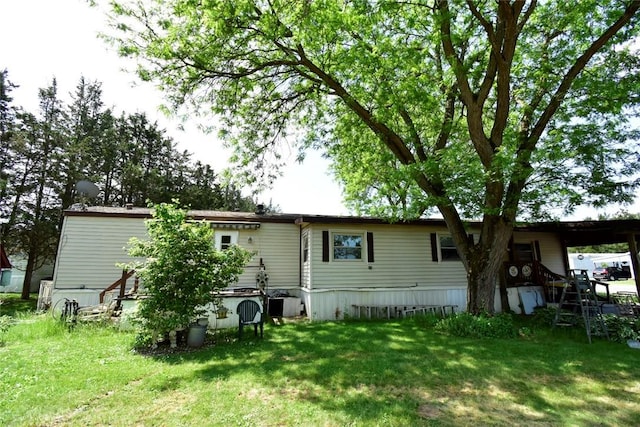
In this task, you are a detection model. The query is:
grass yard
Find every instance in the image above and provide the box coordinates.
[1,293,640,426]
[609,279,636,285]
[604,279,637,289]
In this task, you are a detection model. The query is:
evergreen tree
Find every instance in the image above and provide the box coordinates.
[0,73,262,299]
[0,69,18,239]
[60,77,107,209]
[9,80,66,298]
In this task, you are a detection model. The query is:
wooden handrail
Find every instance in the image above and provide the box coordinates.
[504,262,620,306]
[99,269,136,303]
[533,261,566,284]
[532,264,614,302]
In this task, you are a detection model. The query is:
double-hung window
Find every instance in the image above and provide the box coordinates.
[439,235,460,261]
[322,230,374,263]
[514,242,534,262]
[333,233,363,260]
[431,233,473,262]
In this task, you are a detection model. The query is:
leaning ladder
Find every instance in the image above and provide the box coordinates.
[552,270,609,343]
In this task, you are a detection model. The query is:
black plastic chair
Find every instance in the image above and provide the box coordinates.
[237,299,263,338]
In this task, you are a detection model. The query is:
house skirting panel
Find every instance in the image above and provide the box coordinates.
[51,288,102,311]
[300,287,467,320]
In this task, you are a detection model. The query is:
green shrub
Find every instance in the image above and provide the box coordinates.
[603,315,640,343]
[408,313,441,328]
[435,312,518,339]
[529,306,557,328]
[124,201,253,343]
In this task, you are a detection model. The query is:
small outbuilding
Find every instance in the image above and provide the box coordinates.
[0,245,12,288]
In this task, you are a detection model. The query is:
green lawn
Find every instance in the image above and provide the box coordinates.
[604,279,637,288]
[1,294,639,426]
[0,293,37,316]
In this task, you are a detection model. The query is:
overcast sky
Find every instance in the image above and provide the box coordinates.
[1,0,347,215]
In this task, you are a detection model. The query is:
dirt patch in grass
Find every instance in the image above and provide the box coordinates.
[135,340,216,356]
[134,330,237,356]
[417,403,443,419]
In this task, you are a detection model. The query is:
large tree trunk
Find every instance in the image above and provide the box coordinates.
[466,243,508,314]
[464,218,515,314]
[21,245,36,300]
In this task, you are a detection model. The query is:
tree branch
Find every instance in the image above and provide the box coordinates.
[399,108,426,162]
[438,0,494,168]
[505,0,640,221]
[530,0,640,145]
[435,88,455,151]
[517,0,537,34]
[437,0,474,106]
[489,1,527,146]
[295,45,417,166]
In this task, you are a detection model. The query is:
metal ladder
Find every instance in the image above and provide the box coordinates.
[552,270,609,343]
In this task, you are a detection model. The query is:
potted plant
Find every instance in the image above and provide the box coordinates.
[625,325,640,349]
[215,305,229,319]
[125,201,252,348]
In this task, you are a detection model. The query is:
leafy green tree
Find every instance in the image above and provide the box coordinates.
[1,113,38,247]
[174,160,223,210]
[125,202,253,342]
[571,244,629,254]
[106,0,640,312]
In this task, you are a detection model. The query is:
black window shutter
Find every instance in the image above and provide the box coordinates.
[430,233,439,262]
[367,232,374,263]
[322,230,329,262]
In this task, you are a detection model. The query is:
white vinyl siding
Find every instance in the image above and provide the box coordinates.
[53,216,301,291]
[53,210,569,320]
[53,216,148,289]
[513,232,565,275]
[301,228,311,288]
[308,225,567,291]
[310,225,469,290]
[235,222,300,289]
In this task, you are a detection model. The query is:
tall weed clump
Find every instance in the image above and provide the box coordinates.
[0,299,12,344]
[0,315,11,344]
[603,315,640,343]
[435,312,518,339]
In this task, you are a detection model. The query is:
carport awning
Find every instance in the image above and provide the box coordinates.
[0,245,11,269]
[516,219,640,247]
